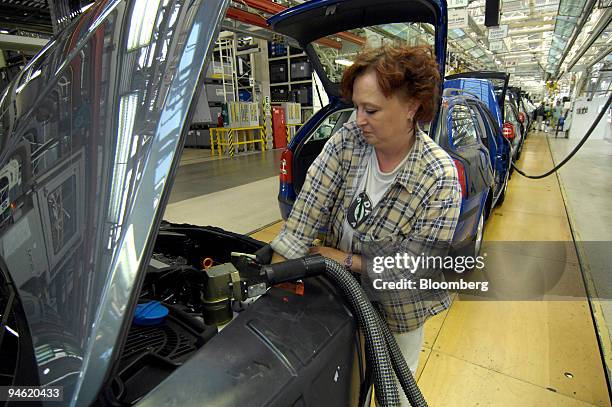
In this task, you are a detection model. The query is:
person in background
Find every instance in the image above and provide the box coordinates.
[552,100,563,131]
[544,103,552,132]
[536,102,545,132]
[555,107,569,138]
[270,43,461,406]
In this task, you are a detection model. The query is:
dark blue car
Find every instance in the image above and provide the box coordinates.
[443,75,512,202]
[437,78,513,253]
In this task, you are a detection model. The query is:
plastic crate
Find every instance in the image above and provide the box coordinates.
[271,87,289,103]
[238,90,252,102]
[290,60,311,80]
[228,102,260,128]
[270,62,288,83]
[282,103,302,125]
[291,85,312,106]
[205,83,234,103]
[206,62,232,79]
[268,43,287,58]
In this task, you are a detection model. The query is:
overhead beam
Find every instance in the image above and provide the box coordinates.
[550,0,598,78]
[337,32,367,47]
[566,8,612,73]
[226,7,268,29]
[0,34,49,53]
[507,19,557,29]
[585,43,612,70]
[240,0,285,15]
[220,20,276,42]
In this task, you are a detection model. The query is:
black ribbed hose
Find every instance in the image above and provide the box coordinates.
[375,307,428,407]
[321,258,400,406]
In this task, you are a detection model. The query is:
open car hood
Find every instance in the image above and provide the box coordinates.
[0,0,228,404]
[446,71,510,119]
[267,0,448,99]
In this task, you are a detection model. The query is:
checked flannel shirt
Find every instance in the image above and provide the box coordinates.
[271,121,461,332]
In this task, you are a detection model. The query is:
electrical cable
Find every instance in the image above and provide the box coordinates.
[261,252,431,406]
[512,92,612,179]
[375,306,427,407]
[320,258,401,406]
[262,255,407,405]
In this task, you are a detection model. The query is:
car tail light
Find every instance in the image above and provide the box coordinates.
[279,148,293,183]
[502,122,515,140]
[518,112,525,124]
[452,158,467,198]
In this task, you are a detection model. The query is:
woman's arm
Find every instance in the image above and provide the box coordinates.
[308,246,363,273]
[270,130,347,259]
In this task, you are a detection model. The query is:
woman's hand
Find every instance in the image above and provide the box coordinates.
[309,246,346,264]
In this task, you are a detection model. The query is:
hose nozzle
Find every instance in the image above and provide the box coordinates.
[261,254,327,285]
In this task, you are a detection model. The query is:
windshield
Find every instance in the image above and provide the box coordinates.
[312,22,435,83]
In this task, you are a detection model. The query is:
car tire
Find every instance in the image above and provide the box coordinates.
[458,209,486,274]
[473,209,485,258]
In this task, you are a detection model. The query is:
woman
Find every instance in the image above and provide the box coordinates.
[271,44,461,403]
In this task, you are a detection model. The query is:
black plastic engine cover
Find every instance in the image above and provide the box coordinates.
[136,277,362,407]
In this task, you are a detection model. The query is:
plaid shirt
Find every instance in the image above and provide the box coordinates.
[271,121,461,332]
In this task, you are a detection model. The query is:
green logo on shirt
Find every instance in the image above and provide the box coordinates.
[347,192,373,229]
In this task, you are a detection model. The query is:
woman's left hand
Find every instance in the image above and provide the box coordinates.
[309,246,346,264]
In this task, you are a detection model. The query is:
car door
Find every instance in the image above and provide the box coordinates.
[468,100,497,183]
[268,0,448,200]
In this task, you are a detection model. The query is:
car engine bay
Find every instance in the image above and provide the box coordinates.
[103,222,265,405]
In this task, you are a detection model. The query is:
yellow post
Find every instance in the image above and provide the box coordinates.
[228,129,234,157]
[258,127,265,152]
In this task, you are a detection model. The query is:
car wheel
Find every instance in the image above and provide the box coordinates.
[473,209,485,258]
[459,209,486,274]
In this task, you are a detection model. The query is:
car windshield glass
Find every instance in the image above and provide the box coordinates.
[312,22,435,83]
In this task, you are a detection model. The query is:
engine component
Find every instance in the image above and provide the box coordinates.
[133,301,169,326]
[200,259,270,325]
[201,257,213,269]
[201,263,241,325]
[106,305,217,405]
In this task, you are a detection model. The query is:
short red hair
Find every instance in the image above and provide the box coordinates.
[340,44,441,122]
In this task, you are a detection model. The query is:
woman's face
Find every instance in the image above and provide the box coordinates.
[352,69,420,151]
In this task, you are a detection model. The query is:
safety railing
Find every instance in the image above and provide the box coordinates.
[210,126,266,157]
